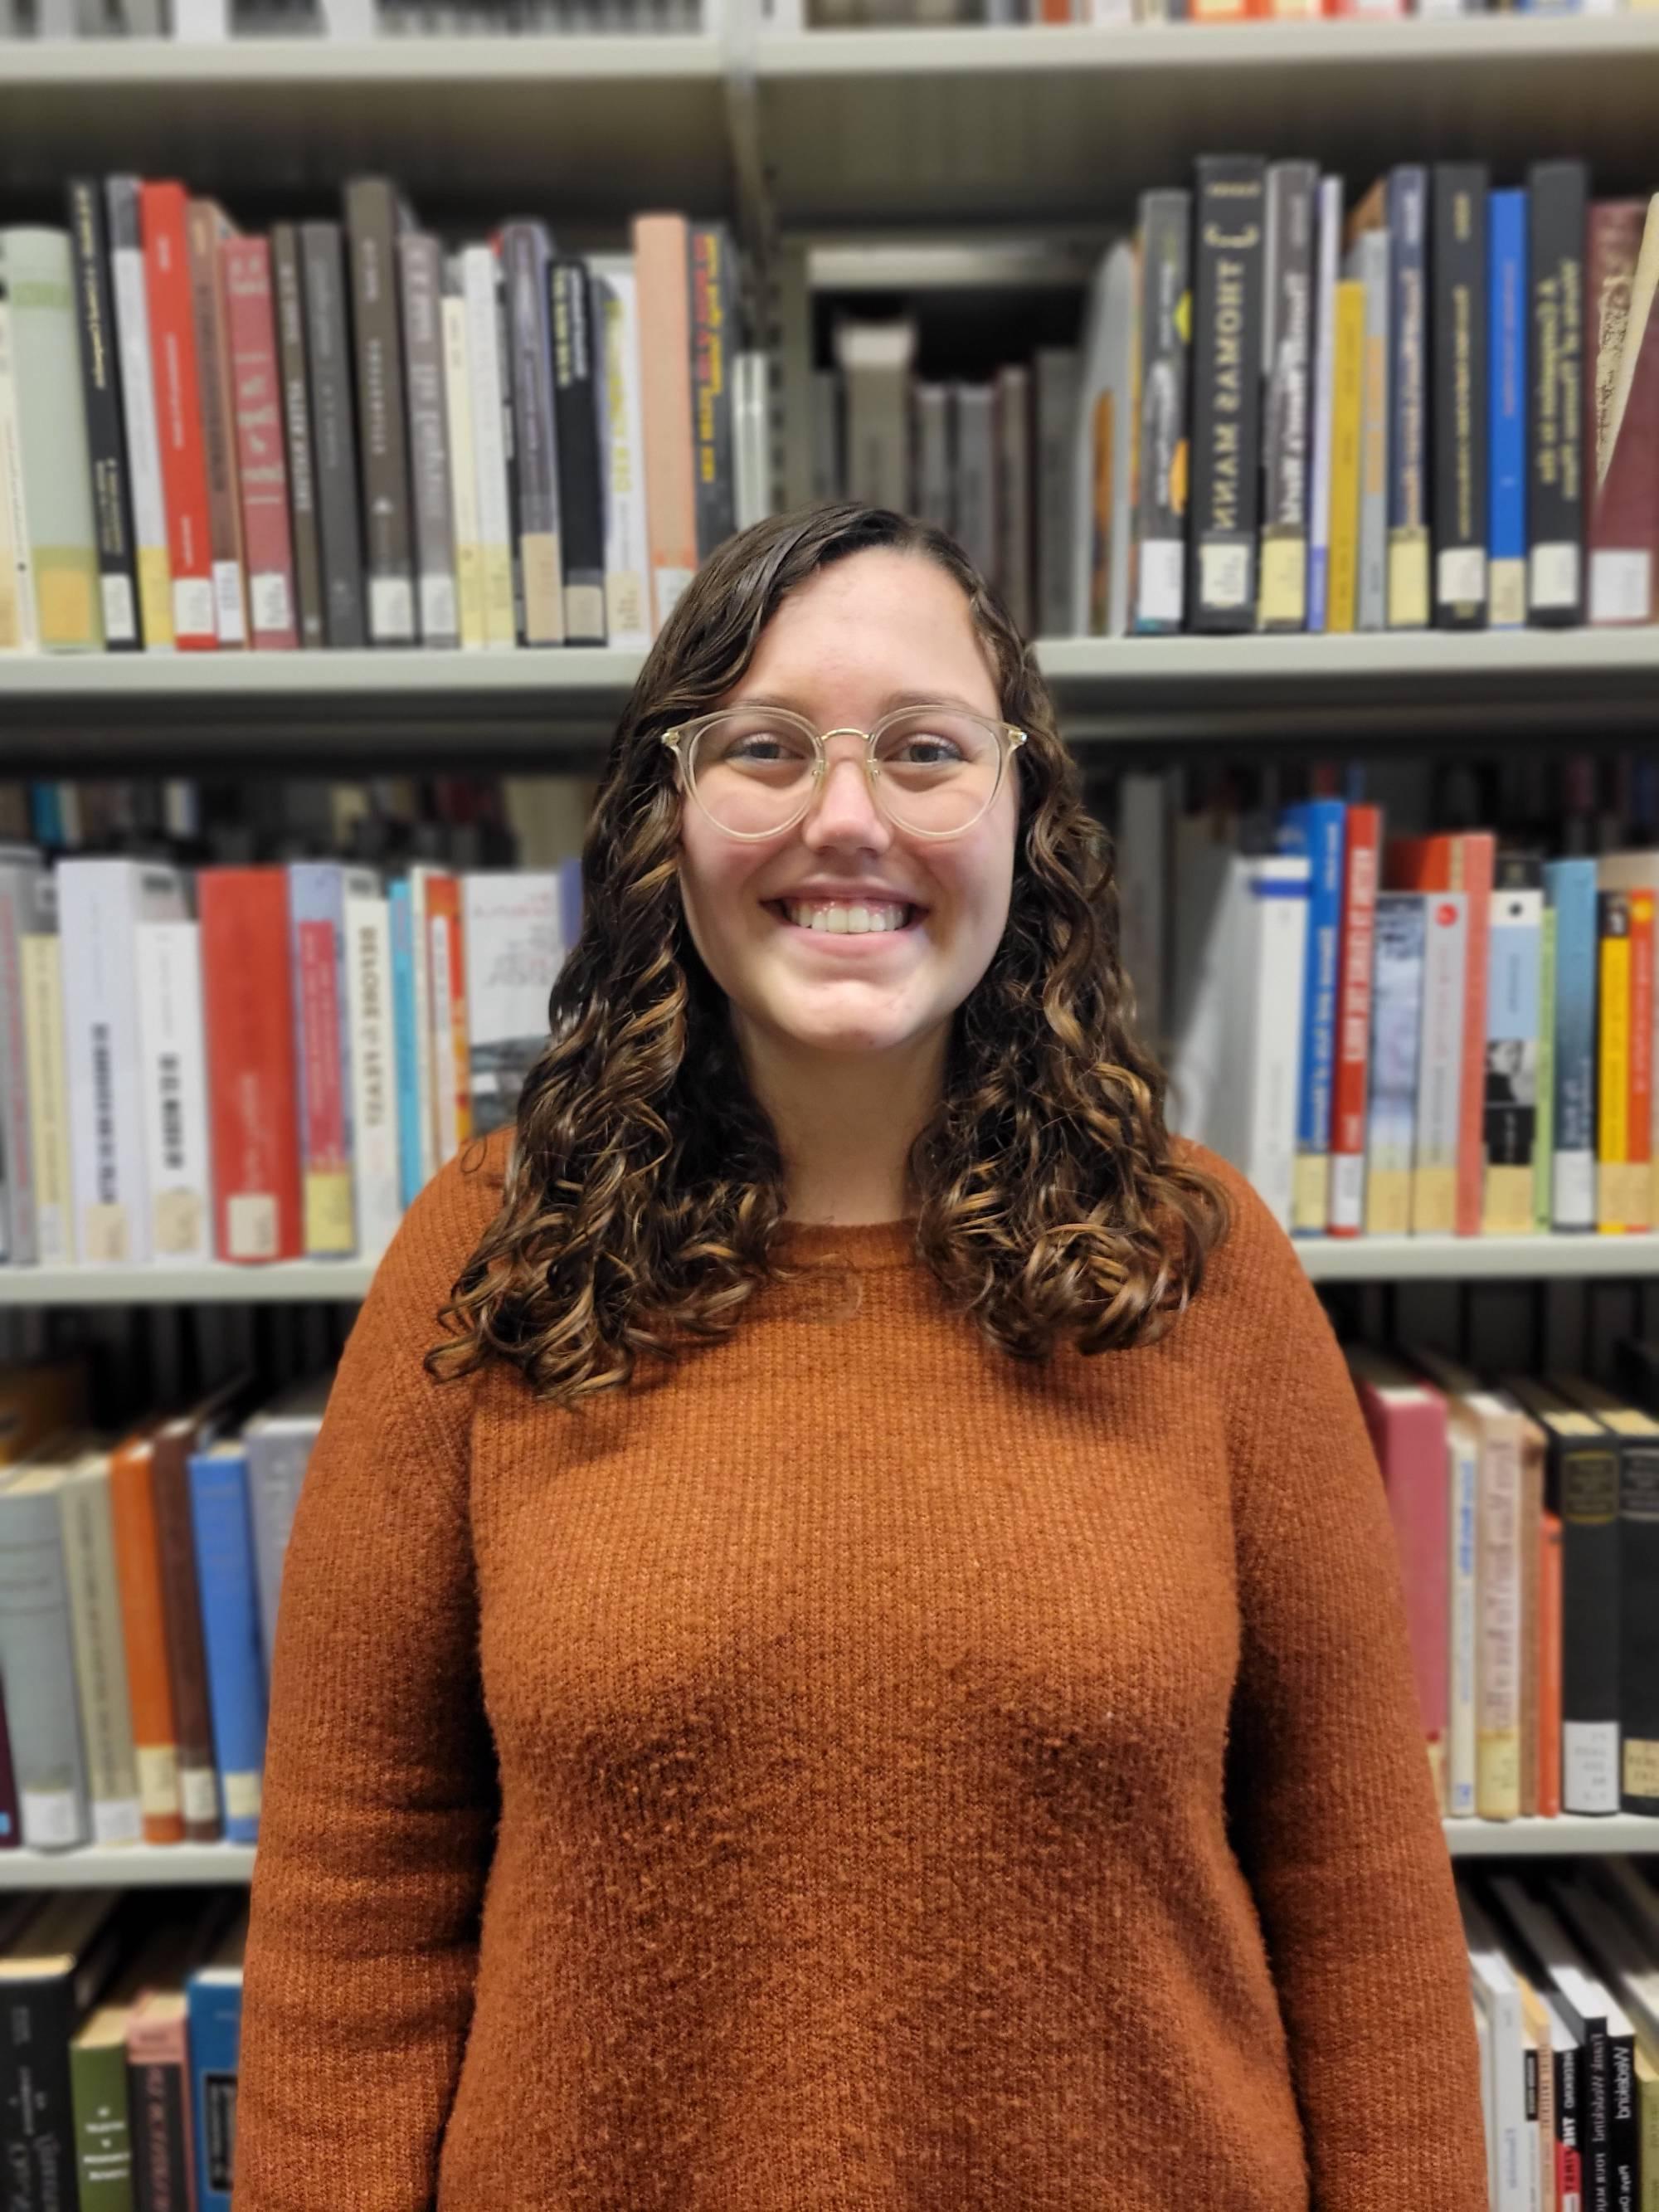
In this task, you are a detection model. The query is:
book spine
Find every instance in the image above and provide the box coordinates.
[128,2043,192,2212]
[0,1491,90,1847]
[3,227,104,650]
[198,870,303,1263]
[550,259,606,646]
[397,231,458,649]
[589,256,652,652]
[0,294,40,653]
[1526,161,1588,624]
[105,176,173,650]
[221,236,299,651]
[1238,858,1308,1230]
[0,865,36,1264]
[299,222,367,650]
[1629,889,1656,1233]
[187,1974,242,2212]
[1489,188,1530,630]
[184,201,249,648]
[689,224,738,563]
[1353,228,1390,631]
[1188,155,1267,631]
[21,922,73,1264]
[1386,164,1431,628]
[58,1467,143,1845]
[187,1449,265,1844]
[1481,876,1544,1234]
[151,1434,220,1845]
[953,385,996,584]
[1258,162,1315,631]
[387,880,424,1211]
[1456,834,1498,1237]
[1326,279,1365,632]
[108,1438,186,1844]
[440,280,486,650]
[914,379,952,534]
[1548,857,1598,1231]
[1538,1507,1563,1817]
[1587,197,1659,626]
[502,221,563,648]
[1306,174,1342,632]
[66,178,139,650]
[287,863,355,1258]
[270,224,325,650]
[1477,1416,1524,1820]
[426,877,470,1168]
[344,891,402,1258]
[995,362,1033,635]
[71,2037,132,2205]
[1364,893,1426,1235]
[1598,888,1634,1232]
[1327,801,1380,1233]
[633,212,698,632]
[345,178,416,646]
[460,245,516,650]
[134,918,213,1265]
[1616,1433,1659,1814]
[406,870,439,1186]
[1432,164,1491,626]
[1535,894,1557,1233]
[1277,799,1345,1232]
[1036,347,1079,637]
[1413,889,1468,1235]
[1448,1420,1478,1819]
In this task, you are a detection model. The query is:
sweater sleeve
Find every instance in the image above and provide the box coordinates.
[1201,1158,1489,2211]
[231,1137,508,2212]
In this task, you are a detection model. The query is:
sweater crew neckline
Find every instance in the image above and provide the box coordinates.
[776,1216,921,1271]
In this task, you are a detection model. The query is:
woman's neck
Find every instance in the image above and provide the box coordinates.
[736,1019,946,1226]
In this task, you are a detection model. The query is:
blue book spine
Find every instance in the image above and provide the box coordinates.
[557,855,582,961]
[1546,856,1598,1230]
[1277,799,1347,1233]
[1488,189,1529,629]
[187,1445,267,1847]
[186,1968,244,2212]
[388,880,423,1211]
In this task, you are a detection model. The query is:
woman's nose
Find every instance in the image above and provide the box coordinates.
[801,740,890,845]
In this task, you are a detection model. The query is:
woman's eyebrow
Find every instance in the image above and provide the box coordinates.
[723,691,992,719]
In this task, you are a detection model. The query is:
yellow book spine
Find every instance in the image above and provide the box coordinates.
[1599,928,1632,1230]
[1326,281,1365,636]
[1636,2045,1659,2212]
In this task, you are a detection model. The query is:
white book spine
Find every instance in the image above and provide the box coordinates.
[1486,1981,1528,2212]
[60,861,182,1265]
[344,893,403,1259]
[1447,1420,1478,1818]
[1412,889,1468,1231]
[134,918,213,1265]
[1306,176,1342,632]
[440,290,485,652]
[1240,860,1309,1231]
[590,256,652,651]
[733,349,772,534]
[407,870,438,1187]
[58,1468,143,1847]
[461,246,516,652]
[0,300,39,652]
[1477,1419,1523,1820]
[109,234,173,649]
[21,932,73,1264]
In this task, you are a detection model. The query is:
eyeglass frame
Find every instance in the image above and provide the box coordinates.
[659,705,1028,843]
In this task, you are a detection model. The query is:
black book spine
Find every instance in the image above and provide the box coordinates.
[1608,2028,1637,2212]
[1387,163,1430,629]
[66,177,139,652]
[502,220,562,647]
[271,225,326,650]
[128,2055,191,2212]
[1584,2011,1611,2212]
[1258,160,1316,632]
[1554,1430,1623,1816]
[549,260,606,647]
[2,1972,78,2212]
[689,224,737,560]
[1556,2037,1583,2212]
[1527,159,1589,626]
[1188,154,1266,633]
[1431,163,1491,627]
[299,222,367,650]
[1132,188,1190,635]
[344,178,416,646]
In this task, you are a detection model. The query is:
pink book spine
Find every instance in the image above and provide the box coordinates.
[631,212,698,636]
[1363,1384,1451,1810]
[221,236,298,650]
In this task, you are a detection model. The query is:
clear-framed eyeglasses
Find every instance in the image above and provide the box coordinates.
[661,704,1026,842]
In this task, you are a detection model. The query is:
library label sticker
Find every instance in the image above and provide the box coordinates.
[227,1192,280,1263]
[22,1788,80,1849]
[214,561,247,646]
[1136,542,1184,629]
[1199,540,1252,612]
[1435,546,1486,611]
[1589,549,1652,626]
[1529,542,1580,612]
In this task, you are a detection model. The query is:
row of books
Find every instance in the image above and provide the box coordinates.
[0,181,769,658]
[0,849,579,1269]
[1456,1860,1659,2212]
[1354,1345,1659,1824]
[830,158,1657,638]
[820,0,1656,19]
[0,1362,324,1853]
[0,0,697,28]
[0,1887,246,2212]
[1167,806,1659,1241]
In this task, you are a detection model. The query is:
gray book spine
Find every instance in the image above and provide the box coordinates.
[913,381,952,536]
[58,1460,141,1845]
[1259,161,1316,632]
[1133,189,1190,636]
[0,856,41,1266]
[994,362,1032,634]
[1189,155,1266,633]
[1034,348,1078,639]
[344,178,416,646]
[299,222,367,650]
[396,231,458,649]
[247,1425,320,1685]
[271,226,326,650]
[951,382,996,581]
[689,224,737,559]
[1387,165,1431,629]
[0,1484,90,1850]
[1350,226,1391,631]
[501,219,563,646]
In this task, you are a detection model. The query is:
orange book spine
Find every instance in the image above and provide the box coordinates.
[1628,889,1655,1229]
[425,875,471,1167]
[1537,1508,1563,1820]
[108,1430,186,1846]
[632,213,698,636]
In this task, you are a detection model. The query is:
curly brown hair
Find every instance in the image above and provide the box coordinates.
[429,501,1228,1406]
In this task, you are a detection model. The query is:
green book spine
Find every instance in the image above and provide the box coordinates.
[71,2034,135,2210]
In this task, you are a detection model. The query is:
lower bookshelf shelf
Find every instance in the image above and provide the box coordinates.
[0,1818,1652,1888]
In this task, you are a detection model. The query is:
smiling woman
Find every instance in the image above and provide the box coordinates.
[231,501,1491,2212]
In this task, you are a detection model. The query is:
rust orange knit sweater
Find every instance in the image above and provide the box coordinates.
[231,1129,1488,2212]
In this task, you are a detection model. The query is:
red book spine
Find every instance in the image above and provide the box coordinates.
[1537,1508,1563,1821]
[1327,802,1380,1235]
[296,919,346,1177]
[1628,889,1655,1228]
[221,236,298,651]
[199,870,302,1263]
[1452,832,1495,1237]
[1587,200,1659,626]
[140,180,216,651]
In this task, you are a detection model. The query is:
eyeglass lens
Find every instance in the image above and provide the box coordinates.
[687,710,1002,837]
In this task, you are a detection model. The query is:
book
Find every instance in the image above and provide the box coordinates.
[1188,156,1265,631]
[289,860,376,1258]
[462,872,562,1137]
[151,1386,247,1844]
[20,876,73,1265]
[1388,832,1496,1238]
[550,257,606,646]
[995,362,1032,634]
[690,224,738,563]
[500,217,563,647]
[1483,855,1545,1235]
[187,1441,265,1844]
[133,914,213,1265]
[588,253,652,653]
[397,230,459,649]
[186,1906,248,2212]
[66,179,139,652]
[0,282,37,653]
[1342,202,1389,631]
[733,348,771,531]
[953,383,996,580]
[1258,161,1316,631]
[344,177,416,646]
[460,242,516,650]
[1586,198,1656,628]
[1488,188,1530,631]
[0,1448,95,1848]
[1595,883,1647,1234]
[1365,890,1426,1235]
[1130,194,1191,636]
[837,317,914,513]
[440,274,486,650]
[1411,888,1468,1236]
[185,197,249,649]
[270,223,326,651]
[635,212,698,633]
[343,881,401,1260]
[0,848,42,1265]
[1327,801,1380,1235]
[1386,164,1431,629]
[1527,161,1589,626]
[299,221,367,649]
[1071,241,1137,637]
[0,1890,126,2200]
[425,870,470,1169]
[1432,164,1491,627]
[241,1376,329,1687]
[104,176,173,650]
[221,235,299,651]
[1306,173,1342,633]
[57,1442,143,1846]
[1276,799,1345,1235]
[198,869,303,1264]
[108,1423,186,1845]
[1036,345,1080,637]
[387,878,426,1210]
[1544,857,1598,1231]
[0,227,104,650]
[1326,278,1365,634]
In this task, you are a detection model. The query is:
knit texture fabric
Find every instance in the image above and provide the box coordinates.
[231,1128,1488,2212]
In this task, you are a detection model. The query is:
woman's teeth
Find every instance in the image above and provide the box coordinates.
[782,900,912,934]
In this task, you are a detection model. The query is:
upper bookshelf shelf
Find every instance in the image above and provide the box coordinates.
[0,35,729,216]
[752,14,1659,223]
[9,628,1659,763]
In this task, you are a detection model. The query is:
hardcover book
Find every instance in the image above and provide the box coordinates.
[1189,156,1266,631]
